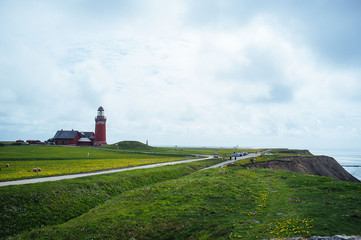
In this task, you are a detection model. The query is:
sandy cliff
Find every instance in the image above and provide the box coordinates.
[246,155,360,183]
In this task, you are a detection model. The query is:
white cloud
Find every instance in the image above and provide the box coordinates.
[0,0,360,148]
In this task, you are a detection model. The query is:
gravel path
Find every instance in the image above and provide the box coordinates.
[0,157,211,187]
[202,152,261,170]
[0,151,264,187]
[277,235,361,240]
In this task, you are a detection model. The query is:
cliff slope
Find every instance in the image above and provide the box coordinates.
[247,155,360,182]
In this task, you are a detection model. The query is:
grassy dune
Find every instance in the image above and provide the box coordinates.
[9,167,361,240]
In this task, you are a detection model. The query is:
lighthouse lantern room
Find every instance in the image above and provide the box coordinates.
[94,106,107,146]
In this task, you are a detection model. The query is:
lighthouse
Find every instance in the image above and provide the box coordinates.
[94,106,107,146]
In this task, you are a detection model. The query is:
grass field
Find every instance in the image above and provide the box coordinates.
[0,158,223,239]
[152,147,259,157]
[103,140,260,156]
[0,143,261,181]
[234,151,314,166]
[7,167,361,240]
[2,144,360,239]
[0,144,197,161]
[0,145,195,181]
[0,145,128,160]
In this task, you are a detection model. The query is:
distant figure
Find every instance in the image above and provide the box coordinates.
[87,153,90,158]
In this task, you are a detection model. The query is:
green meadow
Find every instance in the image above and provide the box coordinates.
[1,144,360,239]
[0,144,139,160]
[0,159,223,239]
[234,151,314,166]
[4,167,361,240]
[150,147,258,157]
[103,141,259,156]
[0,145,194,181]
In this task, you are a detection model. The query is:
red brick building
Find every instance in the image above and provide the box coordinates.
[53,106,106,146]
[53,130,82,145]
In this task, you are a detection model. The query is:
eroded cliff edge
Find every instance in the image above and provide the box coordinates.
[246,155,360,183]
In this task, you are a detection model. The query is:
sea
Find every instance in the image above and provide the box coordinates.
[310,148,361,181]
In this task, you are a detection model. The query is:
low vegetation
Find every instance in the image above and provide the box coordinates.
[8,167,361,240]
[232,149,313,167]
[102,140,154,151]
[0,156,191,181]
[1,145,360,239]
[0,145,194,181]
[103,141,258,156]
[0,145,128,161]
[0,158,223,239]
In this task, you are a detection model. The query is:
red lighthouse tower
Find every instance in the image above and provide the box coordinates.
[94,106,107,146]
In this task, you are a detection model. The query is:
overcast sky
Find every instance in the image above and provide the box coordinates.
[1,0,361,149]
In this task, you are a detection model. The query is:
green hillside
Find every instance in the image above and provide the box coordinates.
[6,167,361,240]
[0,159,223,239]
[103,141,153,150]
[103,141,258,156]
[1,146,360,239]
[0,145,127,161]
[0,145,191,181]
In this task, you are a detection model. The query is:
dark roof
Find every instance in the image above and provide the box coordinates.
[98,106,104,111]
[81,132,95,138]
[54,130,80,139]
